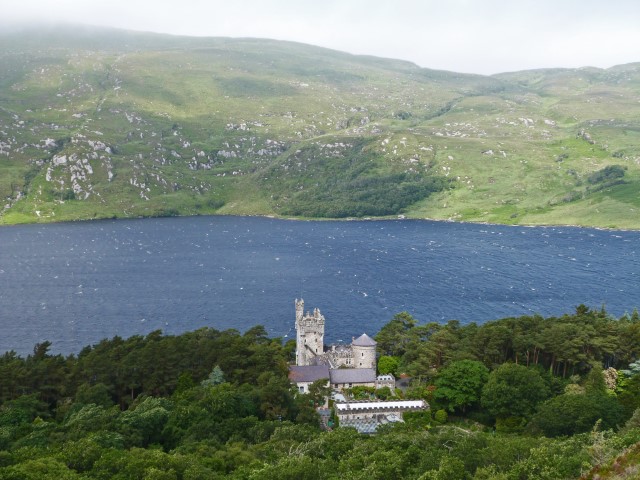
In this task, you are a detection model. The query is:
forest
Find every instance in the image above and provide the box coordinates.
[0,306,639,478]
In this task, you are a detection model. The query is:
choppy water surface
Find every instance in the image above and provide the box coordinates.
[0,216,638,355]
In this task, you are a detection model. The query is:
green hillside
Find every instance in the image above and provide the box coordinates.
[1,26,639,228]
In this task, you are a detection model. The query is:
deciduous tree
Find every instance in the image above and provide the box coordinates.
[434,359,489,413]
[481,363,549,419]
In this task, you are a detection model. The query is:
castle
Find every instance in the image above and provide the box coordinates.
[294,298,377,370]
[290,299,429,434]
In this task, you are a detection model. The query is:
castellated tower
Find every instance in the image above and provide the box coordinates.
[295,298,325,366]
[351,333,377,369]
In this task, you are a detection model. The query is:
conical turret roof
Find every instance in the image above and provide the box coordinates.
[352,333,377,347]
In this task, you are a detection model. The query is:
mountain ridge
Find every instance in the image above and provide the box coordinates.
[1,25,639,228]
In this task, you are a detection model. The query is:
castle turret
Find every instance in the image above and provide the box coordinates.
[295,298,304,323]
[295,299,325,366]
[351,333,377,369]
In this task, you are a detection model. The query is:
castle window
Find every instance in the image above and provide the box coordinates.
[361,352,364,357]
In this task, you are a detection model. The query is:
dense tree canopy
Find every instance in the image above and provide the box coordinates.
[397,305,635,377]
[530,392,626,437]
[0,306,638,478]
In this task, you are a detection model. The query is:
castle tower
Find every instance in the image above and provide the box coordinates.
[351,333,377,369]
[295,298,325,366]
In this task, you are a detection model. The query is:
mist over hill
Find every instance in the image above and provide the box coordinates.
[1,26,639,228]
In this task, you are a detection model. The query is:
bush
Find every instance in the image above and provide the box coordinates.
[376,387,394,401]
[495,416,526,433]
[403,411,431,429]
[62,189,76,201]
[433,409,448,424]
[587,165,626,184]
[206,198,225,210]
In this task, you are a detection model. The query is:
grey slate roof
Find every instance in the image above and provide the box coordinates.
[329,368,376,384]
[288,365,330,383]
[352,333,377,347]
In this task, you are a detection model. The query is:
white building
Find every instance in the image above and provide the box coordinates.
[335,399,429,433]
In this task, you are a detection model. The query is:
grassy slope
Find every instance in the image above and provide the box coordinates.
[1,26,639,228]
[410,65,640,228]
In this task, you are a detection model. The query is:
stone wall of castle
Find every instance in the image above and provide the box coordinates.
[323,344,354,368]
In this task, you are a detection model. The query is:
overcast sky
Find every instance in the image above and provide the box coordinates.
[3,0,640,75]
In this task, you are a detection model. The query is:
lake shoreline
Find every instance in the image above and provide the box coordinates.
[1,210,639,233]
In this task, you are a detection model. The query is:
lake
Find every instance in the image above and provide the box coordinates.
[0,216,638,355]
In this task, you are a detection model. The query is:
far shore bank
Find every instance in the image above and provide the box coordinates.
[1,211,639,232]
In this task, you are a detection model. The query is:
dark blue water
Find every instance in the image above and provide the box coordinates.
[0,216,638,355]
